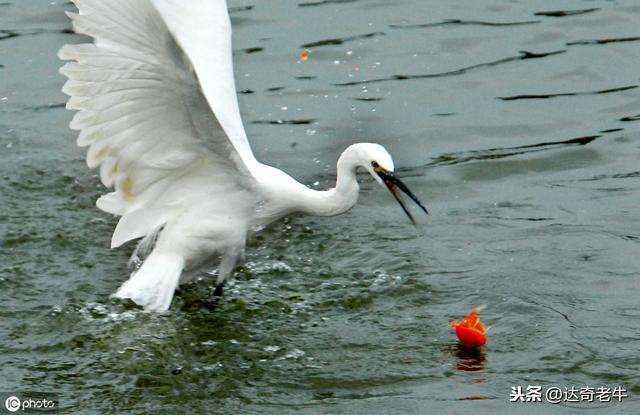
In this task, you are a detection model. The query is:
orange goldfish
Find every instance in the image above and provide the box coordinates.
[450,308,487,348]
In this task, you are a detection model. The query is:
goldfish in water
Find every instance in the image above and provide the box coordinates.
[450,308,487,348]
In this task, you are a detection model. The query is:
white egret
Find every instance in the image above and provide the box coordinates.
[59,0,428,312]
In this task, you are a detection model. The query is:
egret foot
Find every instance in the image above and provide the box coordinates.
[213,283,224,297]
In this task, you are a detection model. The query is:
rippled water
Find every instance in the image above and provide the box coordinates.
[1,0,639,413]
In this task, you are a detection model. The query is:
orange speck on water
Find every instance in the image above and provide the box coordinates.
[300,51,309,61]
[450,308,487,348]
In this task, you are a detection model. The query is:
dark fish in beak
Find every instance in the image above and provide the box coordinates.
[376,169,429,225]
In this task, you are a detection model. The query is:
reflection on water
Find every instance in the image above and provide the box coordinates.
[335,50,567,86]
[533,8,600,18]
[389,19,540,29]
[498,85,638,101]
[302,31,385,48]
[567,36,640,46]
[452,344,487,373]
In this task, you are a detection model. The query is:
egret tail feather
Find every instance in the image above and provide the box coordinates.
[113,252,184,312]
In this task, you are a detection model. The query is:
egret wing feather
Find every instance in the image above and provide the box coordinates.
[59,0,257,249]
[150,0,257,172]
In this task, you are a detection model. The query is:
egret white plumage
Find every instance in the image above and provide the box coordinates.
[59,0,428,312]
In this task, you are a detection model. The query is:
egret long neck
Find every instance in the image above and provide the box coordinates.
[297,147,361,217]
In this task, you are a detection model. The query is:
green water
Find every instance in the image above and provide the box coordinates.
[1,0,639,413]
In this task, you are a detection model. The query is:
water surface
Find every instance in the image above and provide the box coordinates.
[1,0,639,413]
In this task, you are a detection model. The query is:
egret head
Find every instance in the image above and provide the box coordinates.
[356,143,429,225]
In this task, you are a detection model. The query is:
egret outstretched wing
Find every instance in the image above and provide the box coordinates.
[59,0,429,312]
[59,0,258,247]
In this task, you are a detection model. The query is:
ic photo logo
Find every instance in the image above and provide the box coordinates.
[3,394,57,413]
[4,396,20,413]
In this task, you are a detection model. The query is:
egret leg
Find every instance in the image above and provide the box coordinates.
[213,283,224,297]
[213,251,238,297]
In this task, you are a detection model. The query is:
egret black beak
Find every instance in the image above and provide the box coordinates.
[376,168,429,225]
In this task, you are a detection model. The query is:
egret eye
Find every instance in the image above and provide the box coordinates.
[371,161,381,171]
